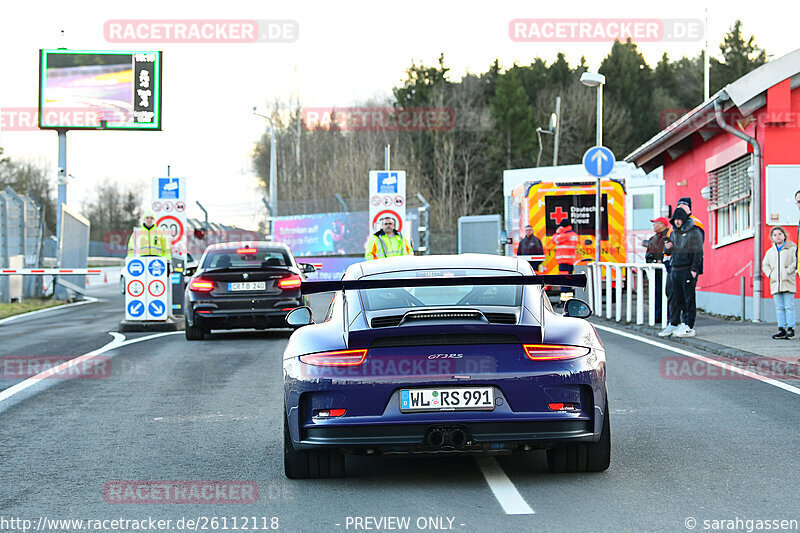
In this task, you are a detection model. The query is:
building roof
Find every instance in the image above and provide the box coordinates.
[624,48,800,173]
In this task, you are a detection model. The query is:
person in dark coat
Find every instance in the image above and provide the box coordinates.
[659,209,703,338]
[645,217,670,321]
[517,225,544,271]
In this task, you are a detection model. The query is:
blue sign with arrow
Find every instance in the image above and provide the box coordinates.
[148,300,166,317]
[127,259,145,277]
[582,146,615,177]
[127,300,145,318]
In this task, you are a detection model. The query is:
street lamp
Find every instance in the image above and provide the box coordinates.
[580,71,606,262]
[252,107,277,220]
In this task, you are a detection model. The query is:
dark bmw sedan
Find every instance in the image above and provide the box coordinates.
[183,242,315,340]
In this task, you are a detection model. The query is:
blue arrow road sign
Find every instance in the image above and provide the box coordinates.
[583,146,615,177]
[127,259,145,277]
[148,300,166,317]
[148,259,166,277]
[127,300,145,318]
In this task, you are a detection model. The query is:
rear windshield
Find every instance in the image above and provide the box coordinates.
[201,249,291,269]
[359,269,522,311]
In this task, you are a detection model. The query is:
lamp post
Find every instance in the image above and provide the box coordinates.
[580,72,606,262]
[252,108,277,220]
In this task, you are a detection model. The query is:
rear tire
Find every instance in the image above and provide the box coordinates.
[547,398,611,473]
[185,322,205,341]
[284,415,345,479]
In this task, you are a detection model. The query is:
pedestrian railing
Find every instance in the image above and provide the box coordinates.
[585,262,668,328]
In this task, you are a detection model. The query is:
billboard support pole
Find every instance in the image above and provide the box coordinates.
[55,129,68,300]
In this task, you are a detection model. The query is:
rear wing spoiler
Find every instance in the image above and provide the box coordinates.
[300,273,586,295]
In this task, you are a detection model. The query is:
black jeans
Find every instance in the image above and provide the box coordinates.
[667,268,697,328]
[653,268,663,320]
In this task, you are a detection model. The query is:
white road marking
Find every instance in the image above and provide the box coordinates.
[0,330,181,408]
[0,297,99,325]
[593,324,800,396]
[476,457,535,515]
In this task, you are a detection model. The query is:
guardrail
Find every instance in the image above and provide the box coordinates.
[585,262,667,328]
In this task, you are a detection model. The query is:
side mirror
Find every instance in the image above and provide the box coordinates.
[563,298,592,319]
[286,306,313,326]
[300,263,316,273]
[184,266,197,277]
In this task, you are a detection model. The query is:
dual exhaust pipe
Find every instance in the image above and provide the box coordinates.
[426,427,469,450]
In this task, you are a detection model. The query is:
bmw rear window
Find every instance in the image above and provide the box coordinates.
[359,269,523,311]
[202,249,290,269]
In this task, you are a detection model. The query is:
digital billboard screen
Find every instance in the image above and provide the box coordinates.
[38,49,162,130]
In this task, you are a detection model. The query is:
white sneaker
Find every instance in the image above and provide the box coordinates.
[658,324,679,337]
[673,325,696,337]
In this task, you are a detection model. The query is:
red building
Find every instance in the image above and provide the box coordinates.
[626,48,800,321]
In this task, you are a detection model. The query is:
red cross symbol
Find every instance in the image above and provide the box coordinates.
[549,206,568,224]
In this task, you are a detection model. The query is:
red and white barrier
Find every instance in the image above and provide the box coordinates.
[0,269,102,275]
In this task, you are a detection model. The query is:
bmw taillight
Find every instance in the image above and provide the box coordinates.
[299,349,367,366]
[189,278,215,292]
[278,274,302,290]
[523,344,590,361]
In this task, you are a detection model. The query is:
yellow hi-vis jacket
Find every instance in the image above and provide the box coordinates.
[365,231,413,260]
[127,224,172,259]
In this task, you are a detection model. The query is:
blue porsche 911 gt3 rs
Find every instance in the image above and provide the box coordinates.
[282,254,609,478]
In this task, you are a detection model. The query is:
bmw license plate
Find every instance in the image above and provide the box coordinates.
[228,282,266,291]
[400,387,494,412]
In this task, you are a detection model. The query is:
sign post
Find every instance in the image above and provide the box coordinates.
[368,170,406,237]
[152,176,187,315]
[582,146,615,262]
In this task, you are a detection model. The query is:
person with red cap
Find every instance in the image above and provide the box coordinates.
[645,217,670,321]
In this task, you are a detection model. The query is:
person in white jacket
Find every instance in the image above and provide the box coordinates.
[761,226,798,339]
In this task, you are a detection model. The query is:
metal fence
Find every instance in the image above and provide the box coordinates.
[0,186,44,302]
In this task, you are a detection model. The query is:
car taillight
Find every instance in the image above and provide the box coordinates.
[278,275,302,290]
[189,278,215,292]
[300,349,367,366]
[548,402,580,411]
[523,344,589,361]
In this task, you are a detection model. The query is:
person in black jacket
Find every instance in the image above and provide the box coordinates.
[517,225,544,271]
[658,209,703,338]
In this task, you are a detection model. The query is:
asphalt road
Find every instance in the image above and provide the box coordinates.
[1,287,799,532]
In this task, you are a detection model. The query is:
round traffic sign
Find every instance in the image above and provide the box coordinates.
[127,280,145,297]
[582,146,616,178]
[127,300,145,318]
[381,196,392,206]
[372,209,403,232]
[370,196,381,207]
[394,196,405,206]
[148,279,166,297]
[175,201,186,212]
[127,259,145,277]
[156,215,184,246]
[164,201,174,212]
[152,201,163,212]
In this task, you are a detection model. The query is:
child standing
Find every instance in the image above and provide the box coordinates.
[761,227,798,339]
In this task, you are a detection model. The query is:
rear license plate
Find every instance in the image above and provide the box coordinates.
[228,282,266,291]
[400,387,494,412]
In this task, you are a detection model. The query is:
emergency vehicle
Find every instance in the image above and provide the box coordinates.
[508,178,627,274]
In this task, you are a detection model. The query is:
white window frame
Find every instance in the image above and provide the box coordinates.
[709,155,754,249]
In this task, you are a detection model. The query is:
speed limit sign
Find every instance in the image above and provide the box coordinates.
[156,215,184,245]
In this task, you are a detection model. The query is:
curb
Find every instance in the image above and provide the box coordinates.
[119,316,185,333]
[590,317,764,364]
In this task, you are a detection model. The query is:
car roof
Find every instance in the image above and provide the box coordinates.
[347,254,526,280]
[205,241,291,253]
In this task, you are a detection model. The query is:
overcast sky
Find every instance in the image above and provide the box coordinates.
[0,0,795,229]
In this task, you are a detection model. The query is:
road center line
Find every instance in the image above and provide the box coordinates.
[0,330,181,407]
[476,457,535,515]
[593,324,800,396]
